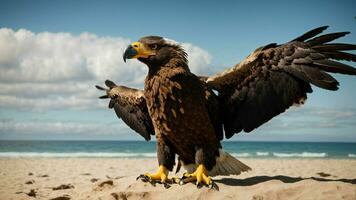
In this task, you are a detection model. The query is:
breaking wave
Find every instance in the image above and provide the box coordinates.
[256,152,269,156]
[348,154,356,158]
[272,152,327,158]
[230,153,251,157]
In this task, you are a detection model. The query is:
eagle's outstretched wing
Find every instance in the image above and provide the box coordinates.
[96,80,154,141]
[206,26,356,139]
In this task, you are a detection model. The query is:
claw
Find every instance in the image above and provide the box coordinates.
[209,181,219,191]
[163,182,171,189]
[196,182,203,189]
[179,179,185,185]
[149,179,156,187]
[136,174,150,182]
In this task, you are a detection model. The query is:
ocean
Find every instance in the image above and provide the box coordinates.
[0,140,355,159]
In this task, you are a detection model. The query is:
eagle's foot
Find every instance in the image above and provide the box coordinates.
[136,165,170,188]
[179,164,219,190]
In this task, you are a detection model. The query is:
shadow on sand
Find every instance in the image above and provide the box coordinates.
[215,175,356,186]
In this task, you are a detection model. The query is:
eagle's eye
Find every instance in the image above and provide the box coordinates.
[149,44,158,50]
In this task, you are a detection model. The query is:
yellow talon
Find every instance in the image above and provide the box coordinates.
[181,164,212,186]
[143,165,169,183]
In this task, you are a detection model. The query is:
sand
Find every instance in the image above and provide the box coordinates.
[0,158,355,200]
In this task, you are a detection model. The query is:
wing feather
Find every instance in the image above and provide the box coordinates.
[96,80,154,141]
[206,26,356,139]
[291,26,329,42]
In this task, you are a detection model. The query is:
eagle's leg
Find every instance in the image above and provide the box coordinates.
[137,137,175,188]
[179,148,219,190]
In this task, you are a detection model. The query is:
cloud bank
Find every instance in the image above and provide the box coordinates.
[0,28,212,111]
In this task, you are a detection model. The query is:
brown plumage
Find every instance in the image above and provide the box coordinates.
[97,26,356,181]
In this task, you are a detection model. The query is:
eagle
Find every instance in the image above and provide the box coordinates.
[96,26,356,189]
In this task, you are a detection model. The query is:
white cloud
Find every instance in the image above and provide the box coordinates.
[182,43,212,75]
[254,106,356,132]
[0,120,125,136]
[0,81,103,111]
[0,28,213,111]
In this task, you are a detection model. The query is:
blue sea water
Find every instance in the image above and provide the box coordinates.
[0,140,355,159]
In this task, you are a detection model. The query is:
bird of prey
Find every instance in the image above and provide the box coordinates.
[96,26,356,188]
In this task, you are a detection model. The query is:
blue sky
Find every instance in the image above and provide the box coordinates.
[0,0,356,141]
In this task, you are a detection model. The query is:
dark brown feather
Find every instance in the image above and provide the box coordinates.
[313,59,356,75]
[322,52,356,62]
[105,80,116,89]
[307,32,350,46]
[99,95,108,99]
[312,43,356,51]
[291,26,328,42]
[95,85,106,90]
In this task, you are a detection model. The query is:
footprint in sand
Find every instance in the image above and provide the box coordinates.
[106,175,124,179]
[27,189,37,197]
[16,189,37,197]
[52,184,75,190]
[111,191,150,200]
[90,178,99,183]
[25,180,35,184]
[316,172,331,177]
[49,195,71,200]
[94,180,114,191]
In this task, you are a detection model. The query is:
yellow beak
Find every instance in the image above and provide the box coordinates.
[123,42,156,62]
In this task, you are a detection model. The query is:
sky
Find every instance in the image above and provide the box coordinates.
[0,0,356,142]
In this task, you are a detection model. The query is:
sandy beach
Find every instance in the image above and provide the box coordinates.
[0,158,355,200]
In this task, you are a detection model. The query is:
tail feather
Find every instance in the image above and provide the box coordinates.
[179,150,251,177]
[209,150,251,176]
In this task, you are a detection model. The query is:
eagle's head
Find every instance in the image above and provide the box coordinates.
[123,36,187,68]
